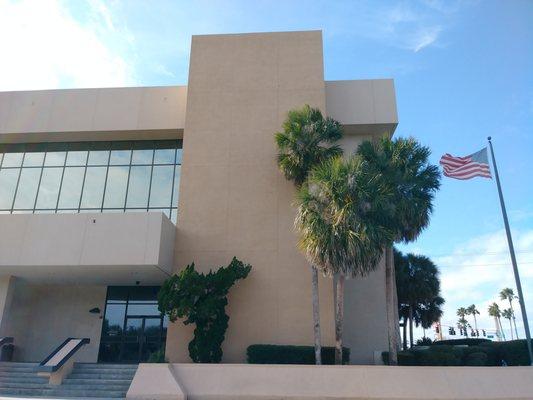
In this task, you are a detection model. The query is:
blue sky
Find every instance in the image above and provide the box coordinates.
[0,0,532,341]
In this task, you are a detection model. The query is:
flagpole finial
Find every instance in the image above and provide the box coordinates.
[488,136,492,141]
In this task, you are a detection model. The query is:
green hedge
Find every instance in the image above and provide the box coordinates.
[382,340,532,366]
[247,344,350,365]
[433,338,490,346]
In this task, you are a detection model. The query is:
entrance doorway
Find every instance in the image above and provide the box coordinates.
[98,286,167,363]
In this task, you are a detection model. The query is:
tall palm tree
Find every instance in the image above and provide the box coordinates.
[275,104,343,365]
[357,137,440,364]
[457,307,469,337]
[502,308,515,339]
[296,155,394,364]
[500,288,519,339]
[466,304,480,333]
[488,302,506,341]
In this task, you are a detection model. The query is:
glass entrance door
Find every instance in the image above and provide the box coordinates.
[98,286,167,363]
[121,317,165,362]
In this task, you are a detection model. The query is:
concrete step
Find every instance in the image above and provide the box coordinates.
[0,362,38,367]
[0,365,38,372]
[69,372,136,380]
[0,370,40,378]
[64,378,132,385]
[0,376,48,384]
[0,381,47,389]
[75,363,138,370]
[0,387,126,398]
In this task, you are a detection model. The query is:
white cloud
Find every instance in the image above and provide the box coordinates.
[435,229,533,339]
[410,26,442,52]
[0,0,136,91]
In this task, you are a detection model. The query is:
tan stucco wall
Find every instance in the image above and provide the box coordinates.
[166,30,389,364]
[0,212,175,285]
[128,363,533,400]
[3,280,106,362]
[166,30,335,363]
[0,86,186,143]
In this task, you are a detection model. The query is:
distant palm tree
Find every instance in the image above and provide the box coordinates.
[356,137,440,364]
[457,307,469,337]
[466,304,480,333]
[500,288,519,339]
[502,308,515,340]
[488,302,506,341]
[275,104,343,365]
[296,156,394,363]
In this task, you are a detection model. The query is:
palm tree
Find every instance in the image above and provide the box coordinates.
[275,104,343,365]
[395,250,441,348]
[296,155,394,364]
[466,304,480,333]
[500,288,519,339]
[488,302,506,341]
[457,307,469,337]
[357,137,440,364]
[502,308,515,339]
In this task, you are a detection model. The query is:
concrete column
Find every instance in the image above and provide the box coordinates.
[0,276,16,337]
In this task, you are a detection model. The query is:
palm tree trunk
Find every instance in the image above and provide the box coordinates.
[498,318,506,340]
[310,265,322,365]
[335,274,345,365]
[509,301,519,339]
[402,317,407,350]
[408,305,414,348]
[385,247,398,365]
[508,319,514,340]
[473,315,478,332]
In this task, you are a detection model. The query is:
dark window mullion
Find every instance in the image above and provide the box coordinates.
[168,146,178,220]
[32,152,48,213]
[76,151,90,213]
[54,148,69,213]
[146,145,155,212]
[9,153,26,213]
[123,143,134,212]
[100,143,113,212]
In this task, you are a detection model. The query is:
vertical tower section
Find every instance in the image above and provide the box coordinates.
[168,31,335,362]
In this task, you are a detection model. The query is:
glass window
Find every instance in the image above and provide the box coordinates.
[66,151,88,166]
[58,167,85,209]
[126,166,150,208]
[154,148,175,164]
[0,169,20,209]
[132,142,154,165]
[13,168,41,209]
[149,166,173,207]
[88,150,109,165]
[81,167,106,209]
[110,142,132,165]
[44,152,66,166]
[172,165,181,207]
[104,166,129,208]
[0,140,180,220]
[23,152,45,167]
[2,153,23,167]
[35,168,62,209]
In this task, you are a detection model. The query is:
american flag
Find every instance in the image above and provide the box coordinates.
[439,148,492,180]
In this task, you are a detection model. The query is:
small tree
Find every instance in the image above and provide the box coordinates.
[488,302,506,340]
[466,304,480,332]
[296,156,394,363]
[500,288,519,339]
[275,104,343,364]
[158,257,251,363]
[502,308,515,339]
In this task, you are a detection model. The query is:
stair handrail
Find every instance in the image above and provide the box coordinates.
[0,336,13,347]
[37,337,90,373]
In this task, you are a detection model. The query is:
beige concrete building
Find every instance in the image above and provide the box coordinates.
[0,30,397,369]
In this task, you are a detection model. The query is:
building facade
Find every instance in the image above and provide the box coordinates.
[0,31,397,365]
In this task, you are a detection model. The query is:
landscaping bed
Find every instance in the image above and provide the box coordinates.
[247,344,350,364]
[382,339,532,366]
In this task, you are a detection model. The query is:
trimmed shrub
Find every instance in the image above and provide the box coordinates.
[433,338,490,346]
[417,349,460,366]
[499,340,533,366]
[247,345,350,365]
[464,352,488,366]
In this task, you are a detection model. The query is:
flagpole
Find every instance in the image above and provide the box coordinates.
[487,136,533,365]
